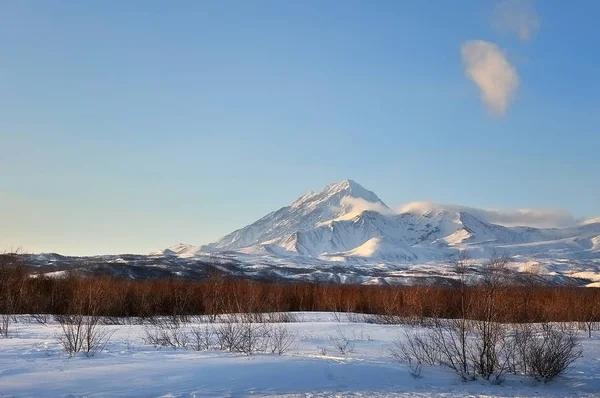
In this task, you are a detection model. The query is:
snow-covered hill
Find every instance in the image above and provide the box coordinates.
[150,243,200,258]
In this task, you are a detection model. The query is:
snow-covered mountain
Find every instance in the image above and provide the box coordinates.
[159,179,599,261]
[154,179,600,285]
[200,179,389,254]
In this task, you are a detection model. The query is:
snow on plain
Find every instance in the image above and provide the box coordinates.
[1,313,600,397]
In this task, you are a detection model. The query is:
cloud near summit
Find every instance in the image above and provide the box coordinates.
[340,197,394,216]
[335,195,580,229]
[398,202,580,229]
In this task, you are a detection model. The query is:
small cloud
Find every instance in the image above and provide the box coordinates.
[398,202,441,215]
[461,40,519,115]
[492,0,540,41]
[341,197,394,216]
[398,202,580,229]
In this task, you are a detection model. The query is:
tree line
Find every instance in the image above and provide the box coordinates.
[1,252,599,325]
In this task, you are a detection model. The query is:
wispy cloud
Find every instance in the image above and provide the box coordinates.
[398,202,580,229]
[340,197,394,216]
[461,40,519,115]
[492,0,539,41]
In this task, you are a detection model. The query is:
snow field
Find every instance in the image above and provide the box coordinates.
[0,313,599,397]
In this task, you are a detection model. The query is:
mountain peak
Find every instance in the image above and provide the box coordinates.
[322,179,384,203]
[324,178,360,191]
[290,179,387,214]
[203,179,390,252]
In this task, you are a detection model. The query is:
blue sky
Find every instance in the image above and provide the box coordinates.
[1,0,598,255]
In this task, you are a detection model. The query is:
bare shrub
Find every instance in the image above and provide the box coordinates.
[214,320,269,355]
[237,312,266,324]
[580,320,600,339]
[55,314,85,355]
[509,323,535,375]
[352,325,371,341]
[143,317,189,349]
[332,311,344,322]
[226,311,298,324]
[361,314,406,325]
[266,325,297,355]
[210,314,296,356]
[237,322,269,355]
[0,314,10,338]
[396,319,584,383]
[31,313,50,324]
[84,320,113,357]
[265,312,298,323]
[391,323,474,380]
[54,280,114,357]
[389,330,440,378]
[190,325,215,351]
[0,252,27,338]
[427,319,475,380]
[101,316,128,325]
[55,314,113,357]
[327,328,355,356]
[467,256,514,381]
[405,254,515,382]
[468,320,516,382]
[524,324,582,382]
[393,255,585,383]
[579,297,600,338]
[345,312,362,323]
[391,255,514,381]
[215,321,244,351]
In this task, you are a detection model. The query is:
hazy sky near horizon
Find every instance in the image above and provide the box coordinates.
[1,0,599,255]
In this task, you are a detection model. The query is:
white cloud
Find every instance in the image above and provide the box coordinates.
[492,0,539,41]
[398,201,580,229]
[461,40,519,115]
[331,196,582,229]
[340,197,394,216]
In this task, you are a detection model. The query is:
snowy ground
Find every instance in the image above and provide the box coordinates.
[1,313,599,397]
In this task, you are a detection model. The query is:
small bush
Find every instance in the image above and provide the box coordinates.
[327,328,355,356]
[31,313,50,325]
[525,325,582,382]
[55,314,113,357]
[0,314,10,338]
[214,320,269,355]
[143,317,189,349]
[265,312,298,323]
[215,321,245,351]
[266,325,297,355]
[389,330,440,378]
[394,321,583,383]
[236,322,269,355]
[190,325,215,351]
